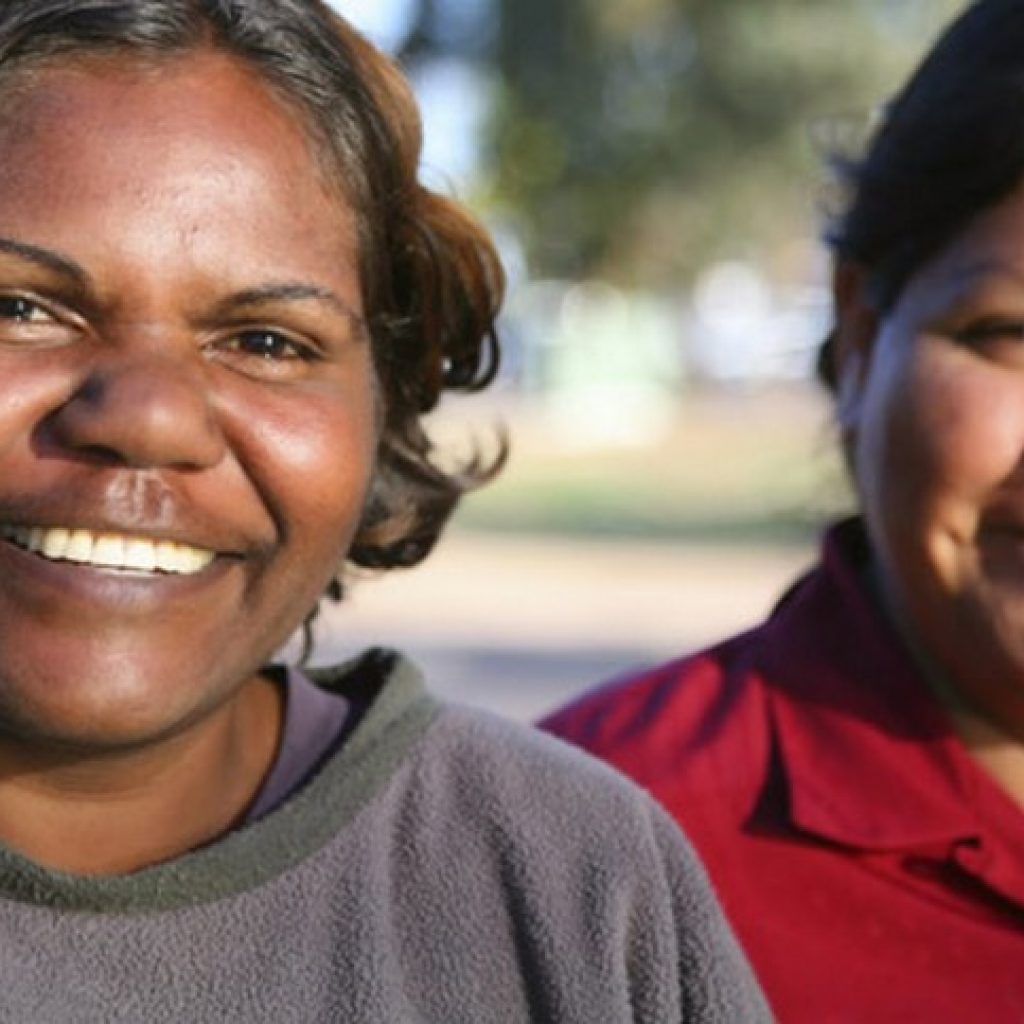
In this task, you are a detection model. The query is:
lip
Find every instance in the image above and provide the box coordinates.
[0,512,248,558]
[0,486,271,557]
[0,523,217,573]
[0,530,241,615]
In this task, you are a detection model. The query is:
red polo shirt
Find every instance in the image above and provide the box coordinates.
[542,520,1024,1022]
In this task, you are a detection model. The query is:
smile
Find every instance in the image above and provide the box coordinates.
[0,525,215,575]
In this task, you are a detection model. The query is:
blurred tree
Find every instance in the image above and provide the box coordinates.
[483,0,964,287]
[398,0,497,63]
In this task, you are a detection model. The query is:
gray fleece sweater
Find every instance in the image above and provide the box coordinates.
[0,652,772,1022]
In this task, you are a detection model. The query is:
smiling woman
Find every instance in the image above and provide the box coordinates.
[0,52,377,757]
[0,2,771,1022]
[544,1,1024,1019]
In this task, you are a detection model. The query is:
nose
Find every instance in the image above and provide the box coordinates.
[49,352,226,470]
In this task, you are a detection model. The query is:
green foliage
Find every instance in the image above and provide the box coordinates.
[484,0,966,286]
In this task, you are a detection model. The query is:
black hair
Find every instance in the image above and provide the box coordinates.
[821,0,1024,388]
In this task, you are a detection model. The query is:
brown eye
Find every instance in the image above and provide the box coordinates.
[955,314,1024,342]
[234,330,307,361]
[207,327,323,383]
[950,317,1024,371]
[0,296,52,323]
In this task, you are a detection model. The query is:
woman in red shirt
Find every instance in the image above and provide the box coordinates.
[546,1,1024,1019]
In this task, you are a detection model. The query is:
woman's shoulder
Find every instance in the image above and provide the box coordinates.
[426,696,686,833]
[316,650,698,841]
[539,628,774,793]
[350,666,720,915]
[392,695,773,1022]
[312,650,691,826]
[302,654,774,1021]
[537,548,853,797]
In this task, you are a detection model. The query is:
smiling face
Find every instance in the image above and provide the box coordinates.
[839,184,1024,738]
[0,52,376,749]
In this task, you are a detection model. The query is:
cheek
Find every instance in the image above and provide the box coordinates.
[859,343,1024,526]
[0,353,79,450]
[233,383,377,560]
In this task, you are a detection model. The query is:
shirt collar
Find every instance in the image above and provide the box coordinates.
[756,518,981,852]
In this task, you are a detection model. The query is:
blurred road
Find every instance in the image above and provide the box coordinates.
[305,529,814,721]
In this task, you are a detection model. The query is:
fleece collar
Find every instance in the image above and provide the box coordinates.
[0,650,439,914]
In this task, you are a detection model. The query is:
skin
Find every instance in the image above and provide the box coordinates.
[836,184,1024,806]
[0,52,376,872]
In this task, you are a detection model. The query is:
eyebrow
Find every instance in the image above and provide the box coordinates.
[0,236,363,327]
[0,235,90,287]
[218,283,364,326]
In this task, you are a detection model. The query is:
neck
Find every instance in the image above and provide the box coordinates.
[0,674,282,875]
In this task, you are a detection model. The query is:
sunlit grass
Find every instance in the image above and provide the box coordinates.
[455,386,853,544]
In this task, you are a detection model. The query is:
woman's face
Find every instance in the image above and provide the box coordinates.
[0,52,375,748]
[841,184,1024,736]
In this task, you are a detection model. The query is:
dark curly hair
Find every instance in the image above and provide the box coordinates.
[0,0,505,583]
[820,0,1024,390]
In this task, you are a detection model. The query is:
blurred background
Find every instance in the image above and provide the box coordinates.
[305,0,964,720]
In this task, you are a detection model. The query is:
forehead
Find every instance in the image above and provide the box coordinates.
[0,50,358,289]
[9,51,313,165]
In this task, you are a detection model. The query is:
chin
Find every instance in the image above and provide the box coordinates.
[0,661,227,753]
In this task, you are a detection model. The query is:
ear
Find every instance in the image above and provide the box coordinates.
[831,260,880,438]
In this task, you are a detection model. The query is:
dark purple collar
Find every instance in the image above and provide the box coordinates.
[244,666,355,824]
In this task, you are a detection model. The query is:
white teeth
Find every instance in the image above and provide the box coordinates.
[41,527,70,560]
[123,538,157,572]
[0,525,215,575]
[158,543,210,574]
[155,540,183,573]
[65,529,94,564]
[92,534,125,568]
